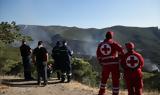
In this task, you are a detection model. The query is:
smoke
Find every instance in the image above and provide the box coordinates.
[21,25,53,49]
[144,58,160,72]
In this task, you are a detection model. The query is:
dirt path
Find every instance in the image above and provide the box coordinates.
[0,76,159,95]
[0,76,103,95]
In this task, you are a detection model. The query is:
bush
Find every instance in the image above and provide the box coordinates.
[72,57,98,87]
[0,47,22,75]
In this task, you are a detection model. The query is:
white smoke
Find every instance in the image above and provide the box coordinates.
[21,25,53,49]
[144,58,160,72]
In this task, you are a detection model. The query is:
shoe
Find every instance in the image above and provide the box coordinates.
[67,79,71,83]
[60,79,65,83]
[38,82,41,86]
[29,77,35,80]
[67,76,71,83]
[60,76,65,83]
[44,82,47,86]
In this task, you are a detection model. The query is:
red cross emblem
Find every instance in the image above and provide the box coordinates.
[126,55,139,68]
[100,43,111,55]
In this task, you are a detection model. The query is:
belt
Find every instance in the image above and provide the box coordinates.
[101,62,119,65]
[101,56,115,60]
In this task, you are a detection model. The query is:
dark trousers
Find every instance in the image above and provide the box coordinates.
[22,56,32,80]
[36,61,47,84]
[61,62,72,82]
[54,61,61,79]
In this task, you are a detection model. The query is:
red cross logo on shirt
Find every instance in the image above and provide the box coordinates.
[126,55,139,68]
[100,43,111,55]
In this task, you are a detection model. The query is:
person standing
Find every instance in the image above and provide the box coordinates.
[60,40,73,83]
[121,42,144,95]
[20,39,33,80]
[96,31,124,95]
[51,41,61,80]
[32,41,48,86]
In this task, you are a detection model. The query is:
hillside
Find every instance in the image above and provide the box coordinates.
[18,25,160,72]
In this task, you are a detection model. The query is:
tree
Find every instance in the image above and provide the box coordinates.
[0,21,32,75]
[0,21,32,48]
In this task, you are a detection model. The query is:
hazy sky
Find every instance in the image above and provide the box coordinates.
[0,0,160,28]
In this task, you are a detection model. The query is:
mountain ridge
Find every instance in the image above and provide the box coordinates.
[18,25,160,71]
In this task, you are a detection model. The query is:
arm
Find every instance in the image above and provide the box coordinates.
[120,55,126,70]
[28,45,32,54]
[139,54,144,69]
[51,48,55,59]
[30,49,32,54]
[96,43,103,65]
[32,49,36,64]
[44,48,48,62]
[67,46,73,56]
[32,54,36,64]
[115,42,125,60]
[46,53,49,62]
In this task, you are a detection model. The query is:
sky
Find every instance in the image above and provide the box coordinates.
[0,0,160,28]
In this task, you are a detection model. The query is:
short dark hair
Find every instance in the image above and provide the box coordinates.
[22,39,26,44]
[56,41,60,46]
[105,34,112,39]
[62,40,67,45]
[38,41,43,46]
[105,31,113,39]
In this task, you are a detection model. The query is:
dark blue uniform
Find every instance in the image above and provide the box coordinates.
[52,45,61,79]
[20,44,32,80]
[60,45,73,82]
[33,47,48,85]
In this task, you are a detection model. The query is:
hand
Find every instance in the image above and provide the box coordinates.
[130,68,136,72]
[32,60,36,64]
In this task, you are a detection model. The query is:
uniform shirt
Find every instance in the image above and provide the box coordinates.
[121,50,144,78]
[33,47,48,62]
[20,44,31,57]
[96,39,124,65]
[52,46,61,60]
[60,45,73,62]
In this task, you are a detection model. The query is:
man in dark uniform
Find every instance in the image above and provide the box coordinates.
[32,41,48,86]
[20,40,33,80]
[60,40,73,83]
[51,41,61,80]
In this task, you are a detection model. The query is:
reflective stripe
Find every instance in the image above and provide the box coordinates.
[97,57,101,60]
[100,83,106,86]
[112,87,119,93]
[67,73,72,76]
[99,83,106,89]
[100,86,106,89]
[113,90,119,93]
[101,56,114,60]
[62,73,66,75]
[113,87,119,90]
[101,62,118,65]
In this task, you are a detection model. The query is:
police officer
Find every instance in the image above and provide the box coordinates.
[121,42,144,95]
[20,39,33,80]
[60,40,73,82]
[96,31,124,95]
[32,41,48,86]
[51,41,61,80]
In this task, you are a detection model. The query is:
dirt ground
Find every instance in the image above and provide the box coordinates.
[0,76,159,95]
[0,76,101,95]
